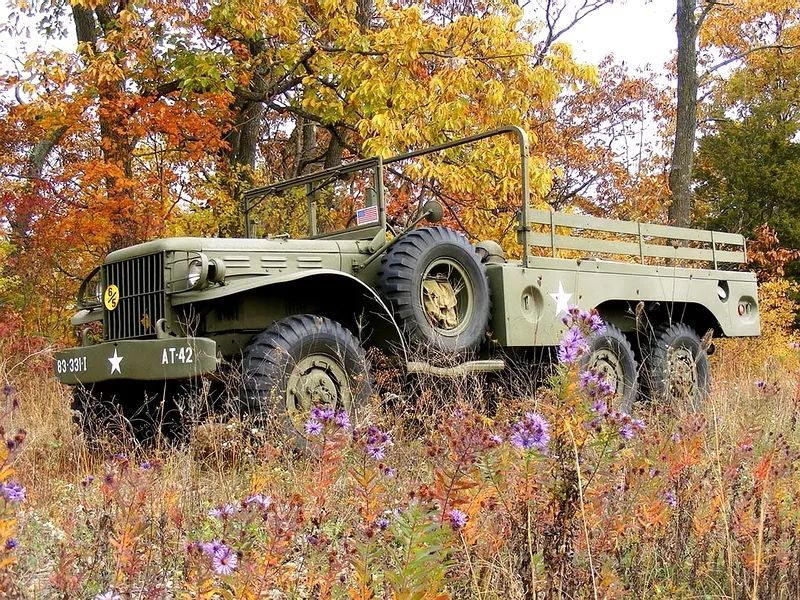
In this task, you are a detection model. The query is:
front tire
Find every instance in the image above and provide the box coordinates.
[240,315,372,441]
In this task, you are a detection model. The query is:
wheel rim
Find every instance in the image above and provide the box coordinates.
[666,346,699,400]
[588,348,627,406]
[420,258,474,337]
[285,353,351,429]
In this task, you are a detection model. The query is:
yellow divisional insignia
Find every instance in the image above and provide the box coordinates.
[104,284,120,311]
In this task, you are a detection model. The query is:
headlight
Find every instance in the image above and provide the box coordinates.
[186,253,209,290]
[94,279,104,303]
[188,260,203,287]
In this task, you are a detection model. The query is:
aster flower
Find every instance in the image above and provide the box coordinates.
[5,538,18,551]
[755,380,767,391]
[591,399,608,415]
[664,490,677,509]
[0,481,26,503]
[448,509,468,530]
[357,425,393,461]
[618,415,645,440]
[209,504,236,520]
[579,369,615,400]
[201,539,225,556]
[310,407,335,422]
[557,327,589,364]
[244,494,272,511]
[509,412,550,453]
[94,592,121,600]
[334,410,351,429]
[304,418,323,436]
[383,467,397,478]
[212,545,238,576]
[789,341,800,350]
[376,516,389,530]
[139,461,153,470]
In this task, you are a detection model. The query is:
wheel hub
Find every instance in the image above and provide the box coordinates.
[421,258,473,336]
[423,279,459,329]
[667,347,698,398]
[286,355,350,422]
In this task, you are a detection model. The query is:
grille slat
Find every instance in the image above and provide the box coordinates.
[104,252,165,341]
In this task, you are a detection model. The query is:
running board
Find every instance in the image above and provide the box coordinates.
[406,359,506,377]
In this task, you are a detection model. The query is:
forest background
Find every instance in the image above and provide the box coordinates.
[0,0,799,346]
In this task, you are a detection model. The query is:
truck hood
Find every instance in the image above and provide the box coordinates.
[104,236,349,263]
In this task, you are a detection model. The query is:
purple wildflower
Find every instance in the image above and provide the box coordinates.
[334,410,351,429]
[558,327,589,364]
[358,425,393,461]
[2,384,14,397]
[579,369,615,400]
[5,538,18,551]
[0,481,25,503]
[383,467,397,478]
[664,490,677,509]
[94,592,121,600]
[201,539,225,556]
[139,461,152,470]
[310,407,335,422]
[618,415,645,440]
[755,380,767,391]
[448,509,468,531]
[489,434,503,445]
[212,545,238,575]
[376,516,390,530]
[209,504,236,520]
[619,423,635,440]
[510,412,551,453]
[789,341,800,350]
[244,494,272,511]
[670,432,681,442]
[586,312,606,334]
[304,418,323,436]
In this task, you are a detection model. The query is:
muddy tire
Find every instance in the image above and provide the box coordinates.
[645,323,710,408]
[581,324,639,414]
[378,227,490,354]
[240,314,372,442]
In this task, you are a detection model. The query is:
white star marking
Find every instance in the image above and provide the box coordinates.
[108,348,124,375]
[549,282,572,315]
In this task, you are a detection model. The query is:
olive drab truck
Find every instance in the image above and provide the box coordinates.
[54,126,760,438]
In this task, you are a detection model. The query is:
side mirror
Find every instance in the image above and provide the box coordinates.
[422,200,444,223]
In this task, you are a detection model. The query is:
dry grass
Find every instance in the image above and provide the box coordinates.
[1,332,799,599]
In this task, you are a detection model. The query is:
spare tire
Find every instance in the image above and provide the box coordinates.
[378,227,490,354]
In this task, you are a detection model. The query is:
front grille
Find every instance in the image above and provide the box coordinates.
[103,253,165,340]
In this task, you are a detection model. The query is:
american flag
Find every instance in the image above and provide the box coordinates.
[355,205,379,226]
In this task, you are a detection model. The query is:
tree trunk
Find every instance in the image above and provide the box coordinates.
[668,0,698,228]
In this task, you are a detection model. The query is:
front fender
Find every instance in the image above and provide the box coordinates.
[171,270,407,361]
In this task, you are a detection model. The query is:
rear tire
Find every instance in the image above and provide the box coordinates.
[239,314,372,443]
[581,324,639,414]
[645,323,710,408]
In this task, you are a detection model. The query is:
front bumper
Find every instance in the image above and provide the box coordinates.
[54,337,219,385]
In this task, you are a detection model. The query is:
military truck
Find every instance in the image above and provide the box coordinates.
[54,126,760,438]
